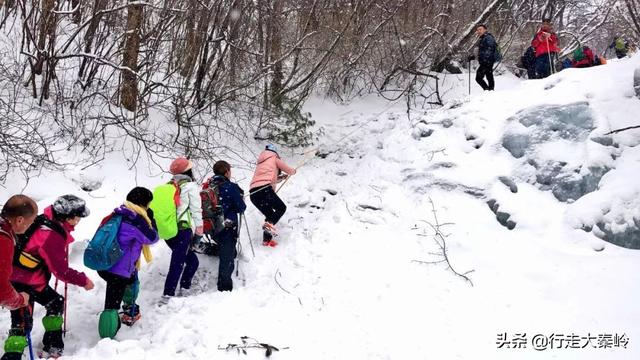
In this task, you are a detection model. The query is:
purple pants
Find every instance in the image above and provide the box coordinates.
[163,229,199,296]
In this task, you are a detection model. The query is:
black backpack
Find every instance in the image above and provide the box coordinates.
[14,215,66,272]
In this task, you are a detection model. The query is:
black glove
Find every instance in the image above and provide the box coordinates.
[467,54,476,61]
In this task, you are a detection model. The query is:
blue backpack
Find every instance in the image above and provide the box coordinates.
[84,214,123,270]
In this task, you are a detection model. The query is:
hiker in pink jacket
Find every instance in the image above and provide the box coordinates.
[249,144,296,247]
[3,195,94,360]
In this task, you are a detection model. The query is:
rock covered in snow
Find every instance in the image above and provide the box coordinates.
[502,102,612,202]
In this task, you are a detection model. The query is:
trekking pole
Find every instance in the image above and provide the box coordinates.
[242,213,255,258]
[63,282,68,337]
[468,58,472,96]
[63,244,68,336]
[546,37,554,75]
[26,330,34,360]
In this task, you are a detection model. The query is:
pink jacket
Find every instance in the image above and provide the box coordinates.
[250,150,296,190]
[11,206,89,291]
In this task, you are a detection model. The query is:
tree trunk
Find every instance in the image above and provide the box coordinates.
[269,0,284,108]
[121,0,143,112]
[79,0,108,78]
[71,0,81,24]
[625,0,640,38]
[35,0,57,75]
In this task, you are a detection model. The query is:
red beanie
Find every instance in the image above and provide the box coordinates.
[169,157,193,175]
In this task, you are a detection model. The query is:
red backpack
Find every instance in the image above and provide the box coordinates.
[200,178,225,236]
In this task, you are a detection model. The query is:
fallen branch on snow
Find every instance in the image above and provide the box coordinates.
[605,125,640,135]
[219,336,288,357]
[412,198,475,286]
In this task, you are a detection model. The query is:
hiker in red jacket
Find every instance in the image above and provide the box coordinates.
[531,18,561,78]
[2,195,94,360]
[0,195,37,311]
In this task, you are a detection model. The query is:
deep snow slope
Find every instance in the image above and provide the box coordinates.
[2,55,640,360]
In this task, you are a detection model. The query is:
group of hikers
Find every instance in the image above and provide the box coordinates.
[0,145,296,358]
[469,18,634,90]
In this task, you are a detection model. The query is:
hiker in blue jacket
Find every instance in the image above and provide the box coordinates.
[208,161,246,291]
[468,24,498,91]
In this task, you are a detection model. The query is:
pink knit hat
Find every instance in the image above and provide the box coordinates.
[169,157,193,175]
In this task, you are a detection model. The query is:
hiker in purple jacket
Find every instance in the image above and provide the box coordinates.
[96,187,159,339]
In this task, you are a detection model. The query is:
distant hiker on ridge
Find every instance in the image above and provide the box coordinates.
[468,24,499,91]
[531,18,560,79]
[249,144,296,247]
[609,36,629,59]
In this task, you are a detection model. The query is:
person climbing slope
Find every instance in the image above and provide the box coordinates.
[151,157,203,304]
[95,187,159,339]
[2,195,94,360]
[206,161,246,291]
[249,144,296,247]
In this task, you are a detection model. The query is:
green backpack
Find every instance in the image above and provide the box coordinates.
[150,180,188,240]
[573,47,585,61]
[615,38,626,51]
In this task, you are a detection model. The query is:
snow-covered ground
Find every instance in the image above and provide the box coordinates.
[2,55,640,360]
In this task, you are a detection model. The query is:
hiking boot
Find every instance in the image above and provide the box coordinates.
[178,287,198,297]
[38,348,63,359]
[158,295,171,307]
[120,304,141,326]
[262,240,278,247]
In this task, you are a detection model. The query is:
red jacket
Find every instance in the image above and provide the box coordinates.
[0,217,24,310]
[11,206,88,291]
[572,47,595,68]
[531,28,560,57]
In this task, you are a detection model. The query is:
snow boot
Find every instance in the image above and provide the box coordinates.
[2,334,27,360]
[120,304,141,326]
[37,348,62,359]
[98,309,121,339]
[262,239,278,247]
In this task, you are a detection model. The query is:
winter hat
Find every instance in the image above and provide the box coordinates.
[169,157,193,175]
[126,187,153,207]
[265,144,278,153]
[53,194,90,219]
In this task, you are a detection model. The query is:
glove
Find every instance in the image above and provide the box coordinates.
[467,55,476,61]
[195,226,204,236]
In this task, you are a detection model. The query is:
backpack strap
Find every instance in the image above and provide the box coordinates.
[14,215,67,271]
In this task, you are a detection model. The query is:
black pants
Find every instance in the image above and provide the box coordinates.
[475,63,495,90]
[2,283,64,359]
[98,271,136,310]
[250,185,287,241]
[216,228,238,292]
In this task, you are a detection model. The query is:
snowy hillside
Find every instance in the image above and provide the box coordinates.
[2,56,640,360]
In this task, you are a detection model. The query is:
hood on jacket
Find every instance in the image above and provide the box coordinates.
[43,206,75,235]
[257,150,278,164]
[172,174,193,183]
[113,205,138,220]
